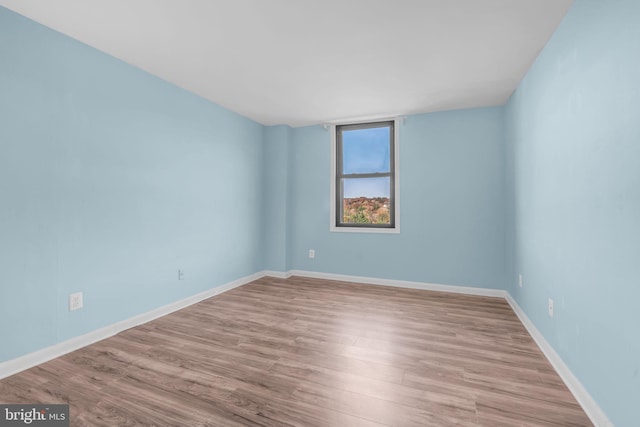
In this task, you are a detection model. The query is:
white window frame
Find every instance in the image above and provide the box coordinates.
[330,118,400,234]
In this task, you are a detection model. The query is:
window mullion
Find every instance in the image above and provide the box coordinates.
[340,172,392,179]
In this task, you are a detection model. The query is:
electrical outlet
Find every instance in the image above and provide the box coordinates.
[69,292,83,311]
[178,269,184,280]
[518,274,523,288]
[548,298,554,318]
[308,249,315,259]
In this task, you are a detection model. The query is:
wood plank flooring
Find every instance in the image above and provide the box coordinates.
[0,276,592,426]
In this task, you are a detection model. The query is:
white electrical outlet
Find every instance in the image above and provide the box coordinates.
[178,269,184,280]
[308,249,315,259]
[518,274,523,288]
[548,298,554,318]
[69,292,83,311]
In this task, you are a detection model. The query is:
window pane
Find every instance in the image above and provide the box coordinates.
[341,177,391,225]
[342,126,390,174]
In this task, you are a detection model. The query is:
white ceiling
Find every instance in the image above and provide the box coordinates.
[0,0,573,127]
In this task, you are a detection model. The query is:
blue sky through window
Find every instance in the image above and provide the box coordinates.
[343,177,390,198]
[342,126,391,198]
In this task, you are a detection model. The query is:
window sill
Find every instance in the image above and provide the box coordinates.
[330,226,400,234]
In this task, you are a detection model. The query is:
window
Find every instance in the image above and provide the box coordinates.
[331,119,399,233]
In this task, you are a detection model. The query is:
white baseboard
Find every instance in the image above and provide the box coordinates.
[0,271,265,380]
[1,268,612,426]
[285,269,508,298]
[261,270,291,279]
[266,269,612,426]
[505,294,613,427]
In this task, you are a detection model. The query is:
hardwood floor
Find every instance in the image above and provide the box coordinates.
[0,276,592,426]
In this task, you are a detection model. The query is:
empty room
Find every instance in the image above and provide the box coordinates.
[0,1,637,426]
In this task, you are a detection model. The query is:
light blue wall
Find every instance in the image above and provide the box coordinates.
[287,108,506,288]
[262,126,291,272]
[0,7,264,362]
[505,1,640,425]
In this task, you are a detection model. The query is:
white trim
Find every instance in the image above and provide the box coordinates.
[287,269,507,298]
[505,294,613,427]
[329,118,401,234]
[0,271,264,380]
[263,269,613,426]
[261,270,291,279]
[329,226,400,234]
[0,268,613,427]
